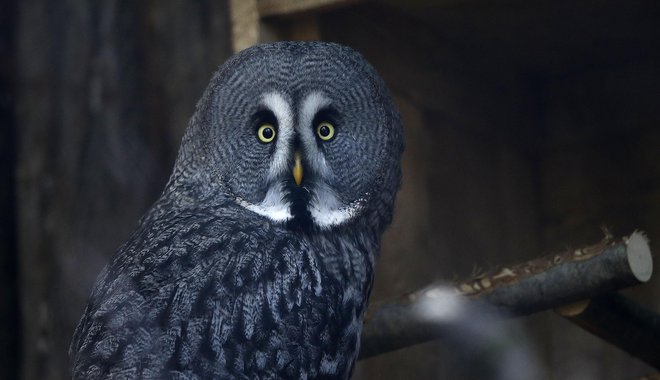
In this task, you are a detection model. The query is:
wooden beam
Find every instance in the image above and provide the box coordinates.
[258,0,364,18]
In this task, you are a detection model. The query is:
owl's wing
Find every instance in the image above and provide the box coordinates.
[70,210,238,377]
[70,208,315,378]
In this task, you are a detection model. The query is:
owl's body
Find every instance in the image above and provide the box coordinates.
[71,42,402,379]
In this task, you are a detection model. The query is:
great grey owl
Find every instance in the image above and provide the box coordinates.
[71,41,403,379]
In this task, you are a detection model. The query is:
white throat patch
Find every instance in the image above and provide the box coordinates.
[308,182,365,228]
[236,183,292,222]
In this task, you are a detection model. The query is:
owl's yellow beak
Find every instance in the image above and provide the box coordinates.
[293,151,303,186]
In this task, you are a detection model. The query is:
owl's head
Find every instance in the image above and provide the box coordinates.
[171,42,403,232]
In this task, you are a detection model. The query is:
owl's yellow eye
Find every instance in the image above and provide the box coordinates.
[316,121,335,141]
[257,124,276,143]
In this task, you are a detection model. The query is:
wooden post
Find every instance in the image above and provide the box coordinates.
[230,0,260,52]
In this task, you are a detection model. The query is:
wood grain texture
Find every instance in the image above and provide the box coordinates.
[15,2,231,379]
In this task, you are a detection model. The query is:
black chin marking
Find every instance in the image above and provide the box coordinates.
[284,138,316,232]
[284,179,317,232]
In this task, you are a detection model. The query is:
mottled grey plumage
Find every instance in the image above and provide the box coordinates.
[71,41,403,379]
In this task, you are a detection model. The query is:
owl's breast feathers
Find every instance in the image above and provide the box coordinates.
[71,200,378,379]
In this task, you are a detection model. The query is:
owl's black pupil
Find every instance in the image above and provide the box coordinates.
[319,125,330,137]
[262,127,273,139]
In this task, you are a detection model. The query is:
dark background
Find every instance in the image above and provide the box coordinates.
[2,0,660,379]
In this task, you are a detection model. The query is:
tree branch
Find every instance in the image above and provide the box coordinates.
[359,231,654,360]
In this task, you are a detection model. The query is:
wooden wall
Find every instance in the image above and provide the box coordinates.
[306,1,660,378]
[12,2,231,379]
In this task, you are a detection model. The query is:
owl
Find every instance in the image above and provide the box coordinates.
[70,41,403,379]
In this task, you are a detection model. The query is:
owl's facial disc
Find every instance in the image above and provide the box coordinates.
[236,91,365,229]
